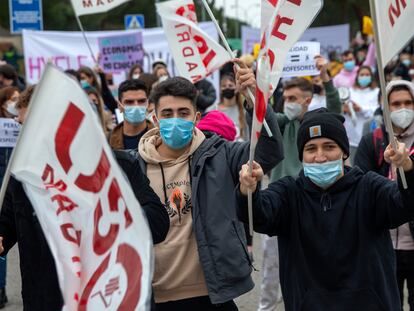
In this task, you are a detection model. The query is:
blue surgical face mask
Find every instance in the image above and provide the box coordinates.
[124,106,147,124]
[81,80,90,89]
[159,117,194,150]
[303,158,343,189]
[358,76,372,88]
[343,60,356,72]
[402,59,411,67]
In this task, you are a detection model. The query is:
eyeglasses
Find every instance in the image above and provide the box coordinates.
[123,98,148,106]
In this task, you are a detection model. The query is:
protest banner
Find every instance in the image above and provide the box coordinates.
[242,24,349,58]
[98,32,144,73]
[282,41,320,77]
[22,23,221,102]
[372,0,414,66]
[156,0,231,83]
[8,64,152,310]
[0,118,20,148]
[70,0,130,17]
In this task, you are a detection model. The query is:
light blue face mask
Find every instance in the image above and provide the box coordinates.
[358,76,372,88]
[159,118,194,150]
[343,60,356,72]
[81,80,90,89]
[303,159,343,189]
[124,106,147,124]
[402,59,411,67]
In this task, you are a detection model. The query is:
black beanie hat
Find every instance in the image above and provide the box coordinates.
[297,108,349,161]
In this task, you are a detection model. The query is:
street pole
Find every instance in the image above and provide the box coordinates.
[235,0,239,38]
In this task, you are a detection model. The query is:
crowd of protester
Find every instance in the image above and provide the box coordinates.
[0,32,413,310]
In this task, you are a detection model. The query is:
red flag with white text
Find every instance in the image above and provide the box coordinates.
[10,64,153,311]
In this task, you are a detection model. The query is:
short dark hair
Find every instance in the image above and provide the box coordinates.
[341,50,354,58]
[0,64,17,81]
[388,85,414,102]
[151,77,197,110]
[283,78,313,95]
[118,79,148,101]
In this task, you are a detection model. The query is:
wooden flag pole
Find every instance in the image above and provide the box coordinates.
[369,0,408,189]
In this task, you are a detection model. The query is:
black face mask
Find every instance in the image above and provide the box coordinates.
[313,84,323,94]
[221,88,236,99]
[107,79,114,85]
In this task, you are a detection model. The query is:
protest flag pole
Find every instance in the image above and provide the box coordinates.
[368,0,408,189]
[199,0,273,138]
[73,11,98,65]
[0,62,55,208]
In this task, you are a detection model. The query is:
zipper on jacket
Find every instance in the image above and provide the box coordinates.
[321,192,332,212]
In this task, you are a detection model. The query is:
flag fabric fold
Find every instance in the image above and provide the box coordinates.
[372,0,414,66]
[156,0,232,83]
[71,0,130,17]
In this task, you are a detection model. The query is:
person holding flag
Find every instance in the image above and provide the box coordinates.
[0,79,169,310]
[137,67,283,310]
[355,80,414,308]
[237,107,414,311]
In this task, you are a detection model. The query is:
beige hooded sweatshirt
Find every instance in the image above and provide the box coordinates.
[139,127,208,303]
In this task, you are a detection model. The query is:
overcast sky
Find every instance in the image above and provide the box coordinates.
[213,0,261,28]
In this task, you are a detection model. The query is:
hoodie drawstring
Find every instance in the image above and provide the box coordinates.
[321,192,332,212]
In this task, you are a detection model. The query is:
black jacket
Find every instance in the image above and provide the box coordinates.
[237,167,414,311]
[136,104,284,304]
[0,151,168,310]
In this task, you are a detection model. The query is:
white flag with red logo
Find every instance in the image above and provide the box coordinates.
[372,0,414,66]
[260,0,323,93]
[156,0,232,83]
[70,0,130,16]
[10,64,152,311]
[249,0,323,145]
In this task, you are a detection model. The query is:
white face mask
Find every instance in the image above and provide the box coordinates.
[283,102,303,120]
[132,73,140,79]
[390,108,414,129]
[6,100,18,116]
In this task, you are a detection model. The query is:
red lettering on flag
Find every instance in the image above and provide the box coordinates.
[389,0,407,26]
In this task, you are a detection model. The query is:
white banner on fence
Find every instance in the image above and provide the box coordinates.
[283,42,320,77]
[22,23,221,102]
[0,118,20,148]
[10,64,152,310]
[242,24,350,58]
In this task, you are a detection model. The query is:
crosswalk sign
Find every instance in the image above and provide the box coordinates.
[125,14,145,30]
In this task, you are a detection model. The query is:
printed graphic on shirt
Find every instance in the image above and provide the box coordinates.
[164,188,192,224]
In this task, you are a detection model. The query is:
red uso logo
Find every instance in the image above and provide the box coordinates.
[48,102,143,310]
[176,4,197,23]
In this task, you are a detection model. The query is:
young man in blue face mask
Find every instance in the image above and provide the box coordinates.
[109,79,153,150]
[237,107,414,311]
[137,74,283,310]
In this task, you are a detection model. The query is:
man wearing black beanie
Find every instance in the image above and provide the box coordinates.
[236,109,414,310]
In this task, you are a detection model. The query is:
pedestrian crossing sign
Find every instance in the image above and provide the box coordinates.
[124,14,145,30]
